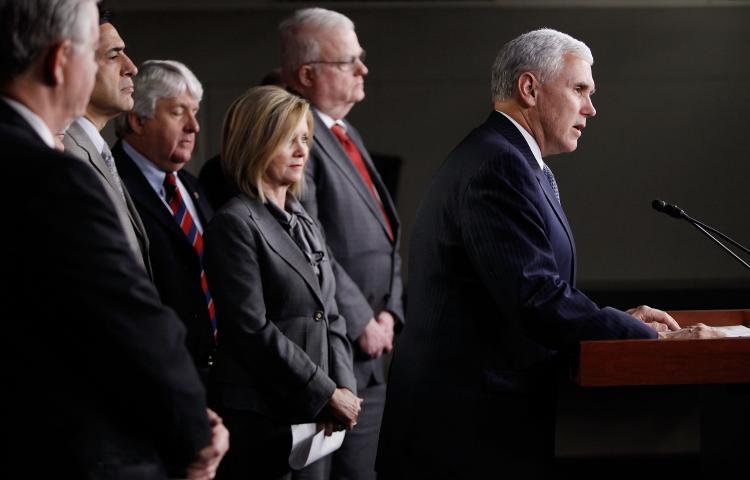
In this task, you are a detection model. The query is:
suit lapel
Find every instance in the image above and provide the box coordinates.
[66,122,121,194]
[489,112,576,272]
[65,128,152,276]
[178,171,212,226]
[66,126,146,237]
[242,196,325,307]
[344,120,400,234]
[113,142,195,249]
[312,113,395,239]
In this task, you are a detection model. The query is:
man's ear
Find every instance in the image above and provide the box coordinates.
[517,72,539,108]
[44,40,72,87]
[297,65,315,88]
[127,111,146,135]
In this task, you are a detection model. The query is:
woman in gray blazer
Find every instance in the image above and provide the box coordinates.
[204,86,361,480]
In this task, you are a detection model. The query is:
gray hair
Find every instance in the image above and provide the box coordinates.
[115,59,203,137]
[491,28,593,102]
[279,7,355,72]
[0,0,95,84]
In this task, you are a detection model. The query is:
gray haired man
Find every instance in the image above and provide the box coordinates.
[377,28,677,479]
[112,60,217,383]
[0,1,227,477]
[281,8,405,480]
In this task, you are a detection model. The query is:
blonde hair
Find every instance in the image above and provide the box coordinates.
[221,86,313,202]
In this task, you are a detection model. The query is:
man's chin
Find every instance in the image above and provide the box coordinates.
[170,155,192,170]
[353,89,365,102]
[118,98,134,112]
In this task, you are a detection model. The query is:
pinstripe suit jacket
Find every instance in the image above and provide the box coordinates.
[377,111,657,477]
[301,111,404,387]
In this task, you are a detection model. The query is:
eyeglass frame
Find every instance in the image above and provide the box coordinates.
[307,51,367,71]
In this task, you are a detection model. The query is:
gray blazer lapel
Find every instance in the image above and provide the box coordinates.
[344,120,400,234]
[64,124,144,236]
[65,122,120,193]
[312,113,394,238]
[63,126,152,276]
[242,196,325,306]
[313,114,382,212]
[122,187,151,249]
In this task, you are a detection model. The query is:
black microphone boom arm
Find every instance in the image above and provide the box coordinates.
[651,199,750,271]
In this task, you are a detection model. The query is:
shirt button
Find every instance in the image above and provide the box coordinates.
[314,311,324,321]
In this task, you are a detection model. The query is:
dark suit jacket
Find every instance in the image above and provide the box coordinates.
[377,112,657,478]
[1,101,209,479]
[204,193,356,422]
[301,112,404,387]
[113,141,216,375]
[198,153,237,211]
[63,121,152,277]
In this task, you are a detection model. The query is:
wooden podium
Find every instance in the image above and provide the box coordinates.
[577,309,750,386]
[558,309,750,477]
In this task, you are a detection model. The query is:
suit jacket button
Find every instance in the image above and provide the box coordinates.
[314,311,324,321]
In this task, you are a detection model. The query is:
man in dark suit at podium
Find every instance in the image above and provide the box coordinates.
[377,28,679,479]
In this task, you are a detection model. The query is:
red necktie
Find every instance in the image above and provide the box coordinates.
[330,124,393,242]
[164,173,217,343]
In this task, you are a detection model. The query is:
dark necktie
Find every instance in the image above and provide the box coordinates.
[330,124,394,242]
[542,163,561,204]
[164,173,217,343]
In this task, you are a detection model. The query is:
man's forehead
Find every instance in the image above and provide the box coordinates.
[318,27,360,52]
[98,23,125,50]
[158,92,200,109]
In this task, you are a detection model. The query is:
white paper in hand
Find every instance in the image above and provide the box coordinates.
[289,423,345,470]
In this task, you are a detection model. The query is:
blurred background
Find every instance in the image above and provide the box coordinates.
[105,0,750,308]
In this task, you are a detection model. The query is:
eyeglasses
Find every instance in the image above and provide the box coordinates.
[308,51,366,72]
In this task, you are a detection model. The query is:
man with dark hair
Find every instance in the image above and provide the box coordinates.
[63,3,151,274]
[0,1,227,477]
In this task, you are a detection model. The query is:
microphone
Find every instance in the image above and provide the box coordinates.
[652,199,750,271]
[651,199,686,219]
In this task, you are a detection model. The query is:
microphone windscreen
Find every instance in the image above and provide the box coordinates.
[652,199,667,212]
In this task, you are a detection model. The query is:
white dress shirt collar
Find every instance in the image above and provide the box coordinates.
[315,109,346,131]
[496,110,545,171]
[122,140,203,232]
[75,116,106,153]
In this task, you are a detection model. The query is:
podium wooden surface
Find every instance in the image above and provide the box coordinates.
[577,309,750,386]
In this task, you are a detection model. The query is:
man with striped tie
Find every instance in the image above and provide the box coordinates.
[112,59,216,382]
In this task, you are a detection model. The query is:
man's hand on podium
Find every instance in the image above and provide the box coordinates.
[626,305,681,333]
[658,323,730,340]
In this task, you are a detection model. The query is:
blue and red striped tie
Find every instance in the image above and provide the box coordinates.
[164,172,217,343]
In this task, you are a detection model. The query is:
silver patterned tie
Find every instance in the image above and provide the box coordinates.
[100,143,125,199]
[542,163,560,204]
